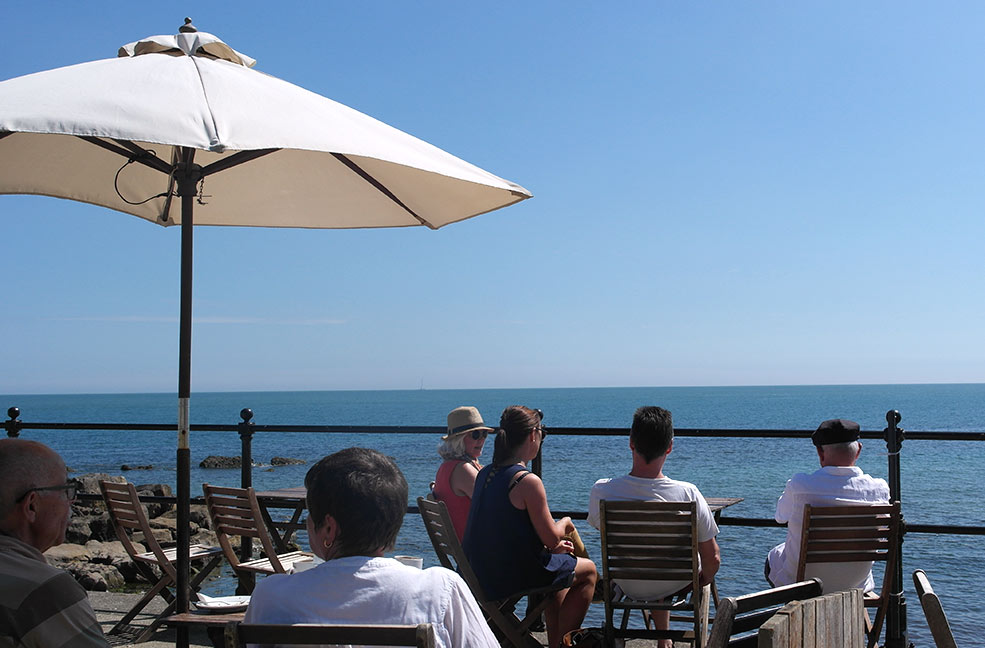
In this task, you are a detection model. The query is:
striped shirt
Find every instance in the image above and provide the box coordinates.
[0,533,108,648]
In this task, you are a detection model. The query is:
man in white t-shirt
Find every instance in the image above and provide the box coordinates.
[765,419,890,593]
[588,406,720,648]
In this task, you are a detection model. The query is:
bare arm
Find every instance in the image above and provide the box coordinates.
[697,537,721,586]
[450,461,480,499]
[509,472,573,550]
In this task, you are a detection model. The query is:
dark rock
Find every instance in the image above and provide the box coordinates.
[270,456,305,466]
[135,484,173,518]
[189,505,211,529]
[121,464,153,470]
[65,518,92,545]
[86,512,117,542]
[66,563,125,591]
[199,455,241,469]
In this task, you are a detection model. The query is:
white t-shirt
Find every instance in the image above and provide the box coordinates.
[767,465,890,592]
[588,474,719,600]
[243,555,498,648]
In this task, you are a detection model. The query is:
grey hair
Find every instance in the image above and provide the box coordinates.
[822,440,860,463]
[0,439,63,518]
[825,440,860,454]
[437,433,470,461]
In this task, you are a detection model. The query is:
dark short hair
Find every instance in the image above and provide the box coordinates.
[304,447,408,557]
[630,406,674,463]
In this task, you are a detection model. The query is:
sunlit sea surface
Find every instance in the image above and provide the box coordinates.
[5,384,983,646]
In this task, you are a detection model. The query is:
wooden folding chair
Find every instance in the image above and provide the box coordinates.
[599,500,711,648]
[795,502,900,648]
[706,578,823,648]
[224,621,436,647]
[99,480,223,643]
[913,569,957,648]
[203,484,314,591]
[417,496,571,648]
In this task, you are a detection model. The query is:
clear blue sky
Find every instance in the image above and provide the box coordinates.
[2,2,983,394]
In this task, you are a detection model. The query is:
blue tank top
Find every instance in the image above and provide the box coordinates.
[463,463,571,600]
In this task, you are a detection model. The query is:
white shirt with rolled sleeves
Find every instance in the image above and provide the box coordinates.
[243,555,498,648]
[767,465,890,592]
[588,475,719,600]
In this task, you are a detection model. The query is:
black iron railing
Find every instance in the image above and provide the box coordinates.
[8,405,985,648]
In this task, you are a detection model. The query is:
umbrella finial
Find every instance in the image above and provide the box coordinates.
[179,17,197,33]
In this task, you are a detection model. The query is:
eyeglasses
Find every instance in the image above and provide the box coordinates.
[15,482,78,503]
[470,429,488,440]
[534,424,547,442]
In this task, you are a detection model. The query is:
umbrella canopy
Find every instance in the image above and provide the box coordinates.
[0,19,530,642]
[0,23,529,228]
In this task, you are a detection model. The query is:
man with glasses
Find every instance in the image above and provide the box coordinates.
[0,438,108,647]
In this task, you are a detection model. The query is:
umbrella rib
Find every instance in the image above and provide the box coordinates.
[332,153,436,229]
[200,148,279,177]
[78,136,173,175]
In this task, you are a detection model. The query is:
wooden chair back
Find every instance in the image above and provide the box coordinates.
[203,483,285,572]
[795,502,900,648]
[912,569,957,648]
[599,499,708,648]
[417,496,562,648]
[101,479,224,642]
[707,578,823,648]
[100,480,175,578]
[224,621,436,647]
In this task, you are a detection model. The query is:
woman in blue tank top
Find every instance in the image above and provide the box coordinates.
[463,406,597,648]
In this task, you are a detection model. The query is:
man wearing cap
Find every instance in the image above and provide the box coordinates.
[765,419,890,591]
[433,406,493,541]
[0,438,109,647]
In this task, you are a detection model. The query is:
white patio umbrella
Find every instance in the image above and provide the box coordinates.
[0,18,530,635]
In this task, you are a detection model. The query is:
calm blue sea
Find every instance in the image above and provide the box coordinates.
[4,384,983,647]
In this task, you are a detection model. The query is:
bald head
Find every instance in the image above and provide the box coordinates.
[0,439,67,519]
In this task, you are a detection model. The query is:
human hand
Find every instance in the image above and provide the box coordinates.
[560,517,575,534]
[551,540,575,554]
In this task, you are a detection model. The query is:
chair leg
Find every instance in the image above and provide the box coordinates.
[109,573,171,634]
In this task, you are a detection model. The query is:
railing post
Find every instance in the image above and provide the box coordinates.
[239,408,255,490]
[4,407,21,437]
[236,408,256,594]
[883,409,911,648]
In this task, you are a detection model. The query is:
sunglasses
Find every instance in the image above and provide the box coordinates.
[15,482,78,503]
[470,429,488,440]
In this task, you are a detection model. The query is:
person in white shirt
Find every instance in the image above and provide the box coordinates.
[587,406,720,648]
[765,418,890,592]
[244,447,498,648]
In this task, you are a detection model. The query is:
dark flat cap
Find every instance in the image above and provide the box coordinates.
[812,419,860,446]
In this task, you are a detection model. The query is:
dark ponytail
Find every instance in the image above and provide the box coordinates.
[492,405,542,466]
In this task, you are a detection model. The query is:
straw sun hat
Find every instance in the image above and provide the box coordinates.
[443,406,493,440]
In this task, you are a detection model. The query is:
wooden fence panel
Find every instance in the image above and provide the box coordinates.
[758,589,864,648]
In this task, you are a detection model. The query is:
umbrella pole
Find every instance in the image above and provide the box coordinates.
[175,153,200,648]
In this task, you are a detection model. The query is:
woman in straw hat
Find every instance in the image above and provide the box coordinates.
[432,406,492,541]
[463,406,597,648]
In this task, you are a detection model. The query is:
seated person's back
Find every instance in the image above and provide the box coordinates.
[244,447,497,648]
[765,419,890,592]
[587,406,720,602]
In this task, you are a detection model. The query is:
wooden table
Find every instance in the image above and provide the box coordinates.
[707,496,744,518]
[166,611,245,648]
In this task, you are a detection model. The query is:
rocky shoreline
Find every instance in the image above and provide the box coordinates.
[49,459,303,592]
